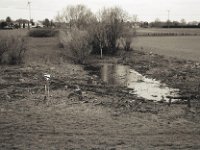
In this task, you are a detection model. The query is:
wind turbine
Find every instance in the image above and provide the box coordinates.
[167,10,170,28]
[167,10,170,21]
[27,1,32,21]
[27,1,32,29]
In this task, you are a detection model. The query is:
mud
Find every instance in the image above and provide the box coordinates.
[1,36,200,149]
[84,63,180,103]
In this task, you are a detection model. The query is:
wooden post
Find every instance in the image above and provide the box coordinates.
[100,42,102,59]
[198,82,200,99]
[44,73,51,98]
[47,81,50,98]
[187,99,191,108]
[168,98,172,107]
[44,84,47,95]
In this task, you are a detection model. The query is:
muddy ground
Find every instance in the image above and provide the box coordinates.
[1,35,200,149]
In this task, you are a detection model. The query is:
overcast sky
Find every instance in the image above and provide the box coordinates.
[0,0,199,22]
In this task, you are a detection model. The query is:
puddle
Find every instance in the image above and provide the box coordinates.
[84,64,179,102]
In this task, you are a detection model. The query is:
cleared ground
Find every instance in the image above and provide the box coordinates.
[1,29,200,149]
[132,36,200,61]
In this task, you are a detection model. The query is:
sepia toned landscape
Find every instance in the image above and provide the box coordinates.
[1,1,200,150]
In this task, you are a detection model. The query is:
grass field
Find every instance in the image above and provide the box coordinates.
[0,29,28,37]
[137,28,200,36]
[132,36,200,61]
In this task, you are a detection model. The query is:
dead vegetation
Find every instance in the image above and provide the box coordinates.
[0,34,28,64]
[65,28,91,64]
[1,29,200,149]
[28,29,58,37]
[1,63,200,149]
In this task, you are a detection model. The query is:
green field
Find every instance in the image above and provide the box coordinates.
[132,36,200,61]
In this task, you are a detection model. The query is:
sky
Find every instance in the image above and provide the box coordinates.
[0,0,199,22]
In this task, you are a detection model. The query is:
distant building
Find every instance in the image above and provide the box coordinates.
[31,21,44,28]
[14,19,30,28]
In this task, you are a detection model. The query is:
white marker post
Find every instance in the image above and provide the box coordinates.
[44,73,51,98]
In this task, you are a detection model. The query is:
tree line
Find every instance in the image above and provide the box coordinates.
[55,5,136,63]
[149,18,200,28]
[0,17,55,29]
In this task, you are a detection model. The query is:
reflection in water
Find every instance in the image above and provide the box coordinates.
[85,64,179,102]
[101,64,129,86]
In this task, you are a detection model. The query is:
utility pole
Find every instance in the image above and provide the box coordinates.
[167,10,170,28]
[28,1,31,29]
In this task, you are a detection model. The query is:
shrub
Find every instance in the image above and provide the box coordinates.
[66,29,91,64]
[90,7,133,55]
[57,30,68,49]
[0,35,27,65]
[120,26,136,51]
[29,29,58,37]
[0,22,7,29]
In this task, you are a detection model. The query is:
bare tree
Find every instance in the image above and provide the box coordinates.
[92,10,107,58]
[6,16,12,23]
[94,23,106,58]
[55,12,64,22]
[180,19,187,25]
[66,28,91,64]
[120,25,135,51]
[43,18,50,27]
[59,5,95,29]
[56,5,136,58]
[120,15,137,51]
[92,7,130,54]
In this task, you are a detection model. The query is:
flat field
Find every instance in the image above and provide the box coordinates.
[137,28,200,36]
[132,36,200,61]
[0,29,28,37]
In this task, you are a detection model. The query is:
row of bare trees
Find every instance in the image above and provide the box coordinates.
[56,5,136,62]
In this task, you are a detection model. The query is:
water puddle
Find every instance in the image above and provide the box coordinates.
[84,64,179,102]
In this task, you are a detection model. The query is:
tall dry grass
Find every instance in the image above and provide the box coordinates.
[58,29,91,64]
[29,29,58,37]
[0,32,28,65]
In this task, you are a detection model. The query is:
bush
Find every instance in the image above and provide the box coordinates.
[29,29,58,37]
[66,29,91,64]
[90,7,133,55]
[0,35,27,65]
[120,26,136,51]
[0,22,7,29]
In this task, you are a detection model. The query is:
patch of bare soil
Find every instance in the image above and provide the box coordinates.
[1,57,200,149]
[1,34,200,149]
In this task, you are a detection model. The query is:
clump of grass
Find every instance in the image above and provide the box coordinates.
[0,35,28,65]
[29,29,58,37]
